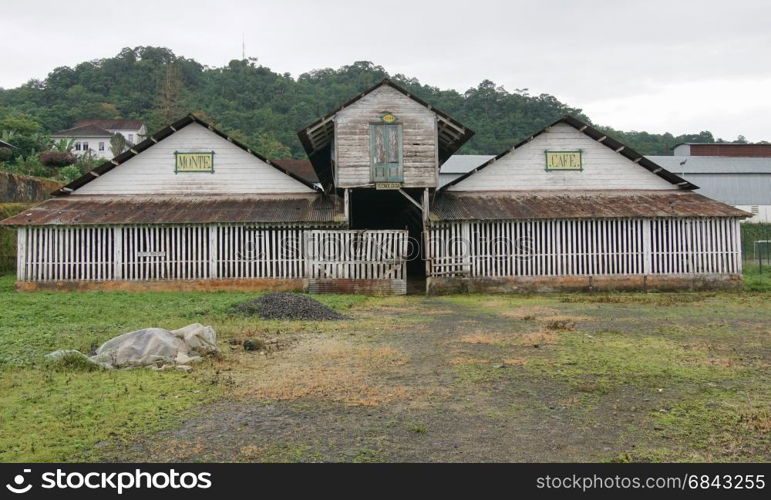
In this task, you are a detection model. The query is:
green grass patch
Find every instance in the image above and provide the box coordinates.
[742,263,771,292]
[0,367,220,462]
[530,330,740,393]
[0,275,363,461]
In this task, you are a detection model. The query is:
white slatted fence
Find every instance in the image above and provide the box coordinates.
[17,225,409,283]
[428,217,742,278]
[305,229,408,280]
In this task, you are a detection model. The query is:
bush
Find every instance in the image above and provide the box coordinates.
[60,165,82,182]
[39,150,76,168]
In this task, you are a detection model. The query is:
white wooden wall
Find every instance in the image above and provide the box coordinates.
[427,218,742,278]
[446,123,675,192]
[304,230,407,280]
[16,226,407,282]
[74,123,314,195]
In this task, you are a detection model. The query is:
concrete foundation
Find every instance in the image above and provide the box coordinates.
[16,278,307,293]
[307,279,406,295]
[426,274,743,295]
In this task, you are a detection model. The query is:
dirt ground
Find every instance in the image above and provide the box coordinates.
[100,293,771,463]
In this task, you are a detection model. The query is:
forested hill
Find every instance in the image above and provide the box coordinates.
[0,46,736,162]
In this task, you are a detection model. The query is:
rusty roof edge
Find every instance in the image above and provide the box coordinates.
[439,115,699,192]
[432,190,752,220]
[0,193,343,226]
[53,114,321,197]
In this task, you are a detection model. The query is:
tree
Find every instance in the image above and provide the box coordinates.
[156,62,185,124]
[110,133,127,157]
[0,46,764,167]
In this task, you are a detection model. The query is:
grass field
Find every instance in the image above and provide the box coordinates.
[0,273,768,462]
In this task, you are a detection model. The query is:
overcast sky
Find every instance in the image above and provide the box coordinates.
[2,0,769,141]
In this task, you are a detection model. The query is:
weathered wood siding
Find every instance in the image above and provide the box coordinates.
[75,123,314,195]
[447,123,674,191]
[335,86,438,188]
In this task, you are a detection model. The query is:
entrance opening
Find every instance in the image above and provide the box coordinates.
[348,189,426,281]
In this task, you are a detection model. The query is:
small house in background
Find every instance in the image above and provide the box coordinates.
[51,119,146,159]
[648,143,771,223]
[0,80,752,294]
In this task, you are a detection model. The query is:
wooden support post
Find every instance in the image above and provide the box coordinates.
[397,188,423,212]
[461,221,471,277]
[16,227,26,281]
[343,188,350,227]
[113,226,123,280]
[209,225,218,278]
[422,188,429,223]
[303,230,311,279]
[733,218,742,274]
[642,219,651,275]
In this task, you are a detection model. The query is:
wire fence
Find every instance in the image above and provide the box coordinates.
[742,223,771,273]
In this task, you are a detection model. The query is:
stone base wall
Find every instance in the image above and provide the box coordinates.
[427,274,743,295]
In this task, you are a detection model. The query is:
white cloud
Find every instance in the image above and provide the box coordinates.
[0,0,769,140]
[582,77,771,141]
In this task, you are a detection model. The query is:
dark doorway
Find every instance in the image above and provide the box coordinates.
[348,189,425,279]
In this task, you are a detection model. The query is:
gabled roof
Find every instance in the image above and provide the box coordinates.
[51,124,113,138]
[74,119,145,130]
[272,158,319,184]
[0,138,14,149]
[297,78,474,190]
[441,115,698,191]
[53,114,320,196]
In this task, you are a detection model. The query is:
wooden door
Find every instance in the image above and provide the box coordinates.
[370,124,403,183]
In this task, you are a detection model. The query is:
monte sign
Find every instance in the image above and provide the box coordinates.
[175,151,215,173]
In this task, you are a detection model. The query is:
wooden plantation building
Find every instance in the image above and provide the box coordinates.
[1,80,750,294]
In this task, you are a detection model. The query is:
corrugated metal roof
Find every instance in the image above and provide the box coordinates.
[74,119,144,130]
[51,125,113,138]
[439,155,496,187]
[439,173,464,188]
[646,156,771,205]
[679,174,771,205]
[440,155,495,173]
[0,194,342,226]
[272,159,319,184]
[432,190,750,221]
[646,156,771,174]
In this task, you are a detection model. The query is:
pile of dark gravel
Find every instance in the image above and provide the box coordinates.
[232,293,347,321]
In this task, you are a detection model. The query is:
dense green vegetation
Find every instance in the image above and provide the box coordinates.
[0,46,757,182]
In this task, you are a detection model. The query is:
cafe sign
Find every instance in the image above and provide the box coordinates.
[545,150,582,171]
[175,151,215,173]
